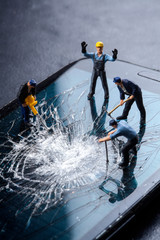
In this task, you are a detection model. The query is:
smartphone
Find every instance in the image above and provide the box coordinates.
[0,58,160,240]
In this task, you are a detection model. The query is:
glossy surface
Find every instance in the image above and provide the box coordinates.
[0,59,160,239]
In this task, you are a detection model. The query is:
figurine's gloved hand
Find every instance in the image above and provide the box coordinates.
[81,41,88,53]
[112,48,118,60]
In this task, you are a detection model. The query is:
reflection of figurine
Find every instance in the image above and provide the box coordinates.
[137,123,146,146]
[99,157,138,203]
[17,79,37,127]
[99,123,146,203]
[99,120,138,168]
[81,41,118,100]
[89,97,109,137]
[113,77,146,125]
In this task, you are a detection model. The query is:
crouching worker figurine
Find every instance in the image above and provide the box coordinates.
[17,79,37,127]
[81,41,118,100]
[98,119,138,168]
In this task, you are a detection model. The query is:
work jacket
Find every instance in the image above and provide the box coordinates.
[118,79,141,100]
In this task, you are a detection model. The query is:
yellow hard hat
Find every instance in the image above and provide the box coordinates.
[96,41,104,48]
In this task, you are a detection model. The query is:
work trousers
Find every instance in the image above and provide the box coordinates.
[122,136,138,164]
[122,92,146,122]
[20,104,30,123]
[89,69,109,98]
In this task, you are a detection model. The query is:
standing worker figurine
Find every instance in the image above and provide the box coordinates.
[17,79,37,127]
[99,119,138,168]
[81,41,118,100]
[113,77,146,125]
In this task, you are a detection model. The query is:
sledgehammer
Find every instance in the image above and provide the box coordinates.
[108,98,131,116]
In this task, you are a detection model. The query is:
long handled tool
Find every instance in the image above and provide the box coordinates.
[105,141,109,178]
[101,99,129,179]
[108,98,130,116]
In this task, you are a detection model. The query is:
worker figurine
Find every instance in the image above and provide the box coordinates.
[17,79,37,127]
[99,119,138,168]
[113,77,146,125]
[81,41,118,100]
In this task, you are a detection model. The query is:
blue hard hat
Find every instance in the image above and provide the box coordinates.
[113,77,121,83]
[109,119,117,126]
[29,79,37,87]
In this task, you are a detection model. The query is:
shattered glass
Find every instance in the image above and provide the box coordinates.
[0,61,160,240]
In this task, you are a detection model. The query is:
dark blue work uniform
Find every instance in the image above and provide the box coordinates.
[84,52,115,99]
[117,79,146,125]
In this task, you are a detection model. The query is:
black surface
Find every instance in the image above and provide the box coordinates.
[108,192,160,240]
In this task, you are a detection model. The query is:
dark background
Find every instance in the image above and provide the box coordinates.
[1,0,160,109]
[0,0,160,239]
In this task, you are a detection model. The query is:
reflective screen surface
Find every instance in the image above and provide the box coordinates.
[0,59,160,240]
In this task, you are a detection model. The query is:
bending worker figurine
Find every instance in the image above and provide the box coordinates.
[99,119,138,168]
[113,77,146,125]
[81,41,118,100]
[17,79,37,127]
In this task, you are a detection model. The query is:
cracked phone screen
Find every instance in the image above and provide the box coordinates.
[0,64,160,240]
